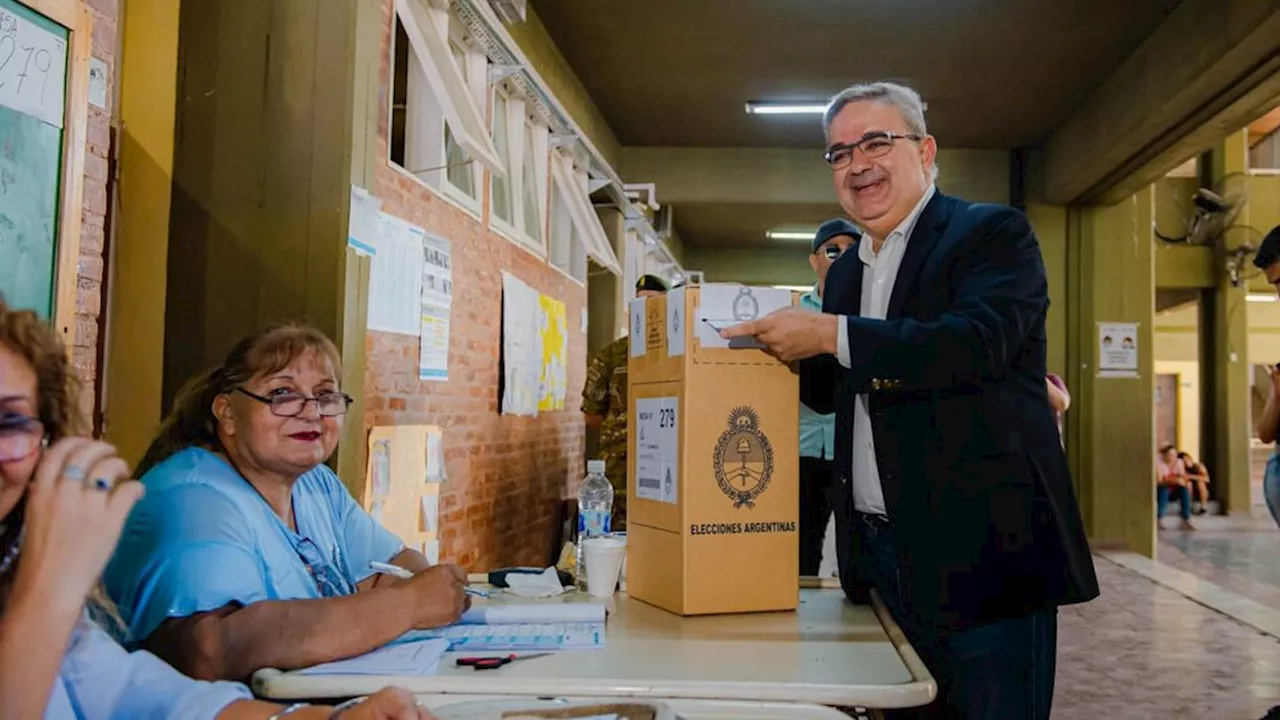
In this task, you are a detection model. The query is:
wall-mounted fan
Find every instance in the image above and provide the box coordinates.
[1155,172,1262,286]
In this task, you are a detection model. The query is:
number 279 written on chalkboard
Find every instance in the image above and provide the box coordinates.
[0,9,66,129]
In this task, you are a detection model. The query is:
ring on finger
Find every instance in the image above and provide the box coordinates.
[63,465,87,483]
[92,478,113,491]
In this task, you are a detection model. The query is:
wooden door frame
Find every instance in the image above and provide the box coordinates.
[14,0,92,346]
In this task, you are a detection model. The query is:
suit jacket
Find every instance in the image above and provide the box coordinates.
[801,192,1099,631]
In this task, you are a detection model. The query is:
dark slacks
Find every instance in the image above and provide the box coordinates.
[798,456,837,575]
[855,511,1058,719]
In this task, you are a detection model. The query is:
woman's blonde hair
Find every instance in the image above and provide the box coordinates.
[0,295,115,623]
[137,323,342,477]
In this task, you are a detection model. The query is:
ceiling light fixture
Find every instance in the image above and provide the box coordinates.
[745,102,827,116]
[1247,293,1277,303]
[765,230,818,241]
[745,100,927,116]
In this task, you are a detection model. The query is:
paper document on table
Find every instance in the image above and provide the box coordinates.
[459,602,604,625]
[396,622,605,652]
[295,637,449,675]
[696,283,794,350]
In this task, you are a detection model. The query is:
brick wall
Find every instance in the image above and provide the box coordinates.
[365,0,586,571]
[74,0,118,419]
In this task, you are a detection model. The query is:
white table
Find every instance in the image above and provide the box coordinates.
[252,583,936,714]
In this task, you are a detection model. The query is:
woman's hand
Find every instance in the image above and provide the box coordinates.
[12,438,144,612]
[402,564,470,629]
[333,687,436,719]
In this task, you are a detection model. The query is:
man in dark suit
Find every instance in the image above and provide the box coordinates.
[722,82,1098,719]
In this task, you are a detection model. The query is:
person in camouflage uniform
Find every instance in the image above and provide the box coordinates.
[582,274,670,530]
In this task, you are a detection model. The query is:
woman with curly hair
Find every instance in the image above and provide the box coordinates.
[0,296,431,719]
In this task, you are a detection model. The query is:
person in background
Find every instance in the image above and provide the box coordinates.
[723,81,1098,718]
[582,274,670,531]
[1177,451,1210,516]
[1046,373,1069,446]
[1253,225,1280,531]
[1156,444,1194,531]
[798,219,861,575]
[105,324,469,682]
[0,297,430,719]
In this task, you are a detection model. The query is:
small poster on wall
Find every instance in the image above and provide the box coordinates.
[418,232,452,381]
[1098,322,1139,378]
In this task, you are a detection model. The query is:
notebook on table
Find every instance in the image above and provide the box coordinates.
[396,602,607,651]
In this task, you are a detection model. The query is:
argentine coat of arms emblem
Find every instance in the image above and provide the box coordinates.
[713,406,774,508]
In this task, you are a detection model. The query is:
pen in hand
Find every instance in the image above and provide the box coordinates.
[369,561,489,597]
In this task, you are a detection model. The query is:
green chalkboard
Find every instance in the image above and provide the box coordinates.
[0,104,63,316]
[0,0,69,319]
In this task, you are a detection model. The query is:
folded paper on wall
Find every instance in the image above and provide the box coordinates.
[501,273,542,416]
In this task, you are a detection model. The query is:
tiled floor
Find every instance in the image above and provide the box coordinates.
[1041,509,1280,719]
[1157,508,1280,610]
[825,509,1280,718]
[1055,555,1280,719]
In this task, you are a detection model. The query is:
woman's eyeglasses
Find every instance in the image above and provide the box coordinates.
[235,388,353,418]
[0,416,45,464]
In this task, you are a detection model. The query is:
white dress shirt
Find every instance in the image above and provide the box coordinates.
[836,185,937,515]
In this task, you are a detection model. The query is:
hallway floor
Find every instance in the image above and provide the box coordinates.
[1049,509,1280,719]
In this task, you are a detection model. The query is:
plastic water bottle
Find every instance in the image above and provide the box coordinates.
[576,459,614,590]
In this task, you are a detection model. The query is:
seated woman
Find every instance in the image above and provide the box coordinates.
[105,323,469,681]
[1177,451,1210,516]
[0,298,431,719]
[1155,444,1194,531]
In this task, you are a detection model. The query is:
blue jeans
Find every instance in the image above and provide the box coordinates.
[1265,455,1280,530]
[856,513,1057,719]
[1156,484,1192,521]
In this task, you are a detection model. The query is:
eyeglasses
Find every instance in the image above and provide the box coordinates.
[235,388,353,417]
[0,415,45,464]
[823,131,922,170]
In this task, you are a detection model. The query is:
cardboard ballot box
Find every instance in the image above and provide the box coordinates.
[625,284,799,616]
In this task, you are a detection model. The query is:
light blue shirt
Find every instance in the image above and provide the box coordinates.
[46,617,249,719]
[105,447,405,643]
[799,289,836,460]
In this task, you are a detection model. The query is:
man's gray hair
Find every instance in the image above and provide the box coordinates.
[823,82,938,180]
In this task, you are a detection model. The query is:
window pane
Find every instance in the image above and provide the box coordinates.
[550,181,572,269]
[522,126,543,243]
[445,124,475,197]
[491,94,511,222]
[449,40,466,73]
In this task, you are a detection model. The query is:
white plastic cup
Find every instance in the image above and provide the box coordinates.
[582,535,627,597]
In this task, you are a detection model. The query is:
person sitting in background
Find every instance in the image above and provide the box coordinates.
[1156,444,1194,531]
[0,297,430,719]
[1177,451,1210,516]
[105,323,470,682]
